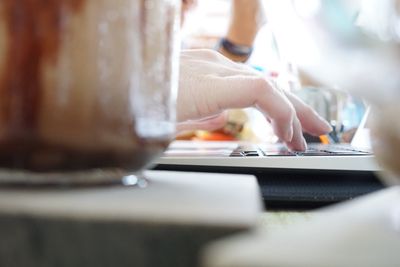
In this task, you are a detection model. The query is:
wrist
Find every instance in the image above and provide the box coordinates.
[217,38,253,62]
[227,0,265,46]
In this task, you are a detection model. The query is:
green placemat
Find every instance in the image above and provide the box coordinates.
[259,212,314,231]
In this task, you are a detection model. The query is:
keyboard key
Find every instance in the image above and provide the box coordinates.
[230,152,244,157]
[262,151,297,156]
[295,151,333,156]
[244,153,260,157]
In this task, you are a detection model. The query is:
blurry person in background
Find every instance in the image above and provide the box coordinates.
[179,0,270,142]
[216,0,265,62]
[181,0,265,62]
[177,0,332,150]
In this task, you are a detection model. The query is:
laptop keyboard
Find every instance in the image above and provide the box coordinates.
[230,143,372,157]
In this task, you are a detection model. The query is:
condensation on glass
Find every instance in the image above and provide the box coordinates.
[0,0,180,177]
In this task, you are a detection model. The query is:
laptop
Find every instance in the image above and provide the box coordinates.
[154,108,384,207]
[155,108,379,172]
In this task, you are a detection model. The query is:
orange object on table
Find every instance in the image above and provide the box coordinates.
[195,131,237,141]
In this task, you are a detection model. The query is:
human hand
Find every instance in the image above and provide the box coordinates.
[177,49,332,151]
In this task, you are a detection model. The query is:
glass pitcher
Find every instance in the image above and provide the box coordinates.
[0,0,180,185]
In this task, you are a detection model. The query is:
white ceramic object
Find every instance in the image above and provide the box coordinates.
[204,186,400,267]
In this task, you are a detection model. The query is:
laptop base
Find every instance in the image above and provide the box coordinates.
[153,164,385,210]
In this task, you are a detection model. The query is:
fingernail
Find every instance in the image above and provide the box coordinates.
[318,116,333,132]
[288,137,307,152]
[285,126,294,142]
[323,122,333,132]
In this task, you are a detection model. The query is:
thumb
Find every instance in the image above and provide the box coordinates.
[176,112,228,132]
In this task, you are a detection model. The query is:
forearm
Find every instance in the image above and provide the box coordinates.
[226,0,265,45]
[219,0,265,61]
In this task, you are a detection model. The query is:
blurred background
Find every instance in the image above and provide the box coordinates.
[178,0,400,149]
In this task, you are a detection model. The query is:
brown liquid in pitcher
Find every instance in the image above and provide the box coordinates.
[0,0,85,134]
[0,1,171,172]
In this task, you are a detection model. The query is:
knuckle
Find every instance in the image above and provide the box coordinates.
[198,49,220,60]
[251,78,272,96]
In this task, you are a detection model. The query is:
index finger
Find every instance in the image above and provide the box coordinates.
[210,76,297,143]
